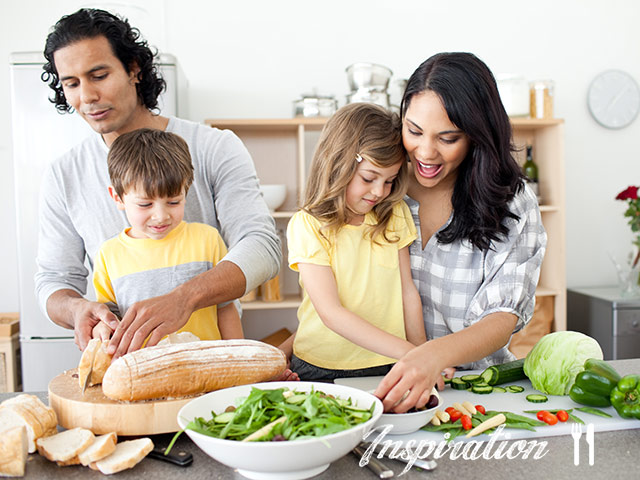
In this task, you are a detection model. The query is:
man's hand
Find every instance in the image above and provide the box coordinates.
[71,299,119,351]
[107,290,192,358]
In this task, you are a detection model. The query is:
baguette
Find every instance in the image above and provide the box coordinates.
[78,338,100,389]
[90,340,113,386]
[93,438,153,475]
[78,432,117,466]
[102,339,287,402]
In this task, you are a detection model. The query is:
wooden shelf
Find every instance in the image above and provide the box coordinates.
[205,117,327,131]
[241,294,301,310]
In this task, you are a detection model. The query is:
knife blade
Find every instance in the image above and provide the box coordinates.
[360,442,437,472]
[353,444,394,478]
[586,423,595,466]
[81,363,93,395]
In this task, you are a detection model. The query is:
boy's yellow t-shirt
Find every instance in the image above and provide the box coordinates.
[287,201,417,370]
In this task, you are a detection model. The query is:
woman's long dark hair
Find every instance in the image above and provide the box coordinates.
[42,8,166,113]
[401,52,525,251]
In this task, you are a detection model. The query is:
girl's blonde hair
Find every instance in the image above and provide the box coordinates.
[303,103,408,243]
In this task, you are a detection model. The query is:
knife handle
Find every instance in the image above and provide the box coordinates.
[148,447,193,467]
[353,445,394,478]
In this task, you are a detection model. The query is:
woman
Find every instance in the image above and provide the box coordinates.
[374,52,547,412]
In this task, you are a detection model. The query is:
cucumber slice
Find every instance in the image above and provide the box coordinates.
[451,377,470,390]
[506,385,525,393]
[460,374,483,383]
[525,394,548,403]
[492,386,507,393]
[471,384,493,394]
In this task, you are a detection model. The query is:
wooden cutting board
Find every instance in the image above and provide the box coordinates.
[48,368,197,435]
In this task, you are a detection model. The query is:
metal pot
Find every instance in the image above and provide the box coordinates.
[346,89,390,109]
[345,63,393,92]
[293,95,338,117]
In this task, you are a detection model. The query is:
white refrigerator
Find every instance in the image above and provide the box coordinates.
[10,52,178,391]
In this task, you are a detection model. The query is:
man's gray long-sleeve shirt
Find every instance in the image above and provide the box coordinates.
[35,116,282,320]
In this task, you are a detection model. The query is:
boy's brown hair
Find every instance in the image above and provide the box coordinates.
[108,128,194,198]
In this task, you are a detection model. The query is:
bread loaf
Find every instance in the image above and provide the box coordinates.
[102,339,287,401]
[78,339,113,388]
[0,426,28,477]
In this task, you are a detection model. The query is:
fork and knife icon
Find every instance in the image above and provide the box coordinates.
[571,423,595,466]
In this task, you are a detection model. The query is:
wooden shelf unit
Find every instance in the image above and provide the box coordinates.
[206,116,566,332]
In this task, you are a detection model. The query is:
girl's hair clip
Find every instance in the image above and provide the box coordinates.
[355,154,363,163]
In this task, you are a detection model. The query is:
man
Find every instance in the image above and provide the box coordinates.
[37,8,281,358]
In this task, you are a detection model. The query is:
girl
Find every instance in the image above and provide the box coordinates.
[287,102,426,381]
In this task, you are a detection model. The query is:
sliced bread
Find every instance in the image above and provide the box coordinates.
[0,395,58,453]
[78,432,117,466]
[78,338,101,388]
[93,438,154,475]
[90,341,113,386]
[0,425,28,477]
[36,427,95,462]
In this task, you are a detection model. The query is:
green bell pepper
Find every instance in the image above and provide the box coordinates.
[569,358,621,407]
[610,375,640,419]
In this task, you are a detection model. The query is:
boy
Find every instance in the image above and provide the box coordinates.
[92,128,243,341]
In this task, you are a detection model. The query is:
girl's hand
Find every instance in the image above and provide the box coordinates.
[374,343,446,413]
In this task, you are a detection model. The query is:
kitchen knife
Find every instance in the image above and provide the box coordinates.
[148,446,193,467]
[81,363,92,395]
[353,444,394,478]
[360,442,437,471]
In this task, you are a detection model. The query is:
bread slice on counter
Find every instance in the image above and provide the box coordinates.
[78,432,117,466]
[36,427,95,463]
[92,438,153,475]
[0,394,58,453]
[0,426,28,477]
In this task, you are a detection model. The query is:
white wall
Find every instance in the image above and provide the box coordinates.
[2,0,640,312]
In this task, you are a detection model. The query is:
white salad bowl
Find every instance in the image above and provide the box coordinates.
[177,381,383,480]
[375,388,440,435]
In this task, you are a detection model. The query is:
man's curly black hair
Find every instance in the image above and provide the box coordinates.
[42,8,166,113]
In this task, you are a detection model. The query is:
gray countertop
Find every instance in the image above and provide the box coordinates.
[4,359,639,479]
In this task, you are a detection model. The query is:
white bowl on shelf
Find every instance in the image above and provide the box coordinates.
[177,381,382,480]
[260,184,287,212]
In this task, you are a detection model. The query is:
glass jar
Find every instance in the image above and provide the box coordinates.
[529,80,554,119]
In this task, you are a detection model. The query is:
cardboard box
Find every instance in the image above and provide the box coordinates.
[0,312,19,337]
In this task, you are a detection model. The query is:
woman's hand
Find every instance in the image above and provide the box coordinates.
[374,343,448,413]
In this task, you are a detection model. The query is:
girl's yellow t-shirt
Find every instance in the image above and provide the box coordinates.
[286,201,417,370]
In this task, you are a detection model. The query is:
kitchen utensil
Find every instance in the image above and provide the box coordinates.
[81,362,92,395]
[346,90,390,109]
[586,423,595,466]
[293,95,337,117]
[346,63,393,92]
[148,447,193,467]
[570,419,582,465]
[177,381,383,480]
[48,368,195,435]
[496,74,529,117]
[259,184,286,211]
[360,442,437,472]
[352,444,394,478]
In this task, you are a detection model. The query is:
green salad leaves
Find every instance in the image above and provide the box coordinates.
[181,387,374,443]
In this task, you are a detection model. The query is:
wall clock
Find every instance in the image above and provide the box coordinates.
[587,70,640,129]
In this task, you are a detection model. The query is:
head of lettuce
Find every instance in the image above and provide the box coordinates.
[523,331,604,395]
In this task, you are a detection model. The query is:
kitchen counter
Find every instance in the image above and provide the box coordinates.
[3,358,639,479]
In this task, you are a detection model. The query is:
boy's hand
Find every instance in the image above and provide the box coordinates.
[92,321,114,341]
